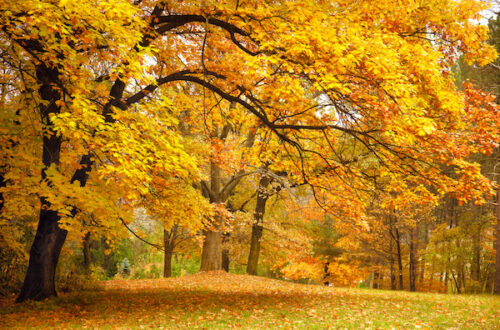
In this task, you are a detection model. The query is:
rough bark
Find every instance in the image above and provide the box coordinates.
[83,232,91,273]
[164,228,176,278]
[419,224,428,286]
[409,229,417,291]
[17,64,66,302]
[472,206,481,283]
[163,247,173,278]
[199,124,248,272]
[388,216,396,290]
[221,232,230,272]
[201,230,222,271]
[200,161,223,271]
[246,173,271,275]
[389,231,396,290]
[395,228,404,290]
[0,172,5,212]
[494,190,500,294]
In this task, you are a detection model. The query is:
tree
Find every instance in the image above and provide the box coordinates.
[1,0,498,301]
[246,171,273,275]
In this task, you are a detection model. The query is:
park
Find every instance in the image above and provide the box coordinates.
[0,0,499,328]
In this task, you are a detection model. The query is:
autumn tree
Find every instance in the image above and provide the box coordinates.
[1,0,498,302]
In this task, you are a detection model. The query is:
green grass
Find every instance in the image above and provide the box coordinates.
[1,272,499,329]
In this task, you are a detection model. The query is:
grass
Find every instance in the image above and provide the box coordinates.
[1,272,499,329]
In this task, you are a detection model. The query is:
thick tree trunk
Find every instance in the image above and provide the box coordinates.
[16,209,67,302]
[200,160,223,271]
[83,232,91,273]
[247,174,271,275]
[164,248,173,278]
[199,124,251,272]
[200,230,222,271]
[494,190,500,294]
[17,64,66,303]
[395,228,404,290]
[247,224,264,275]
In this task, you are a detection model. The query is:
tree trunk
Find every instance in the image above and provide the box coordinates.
[419,225,428,287]
[221,232,230,272]
[444,271,449,292]
[0,172,5,212]
[16,209,67,302]
[164,248,173,278]
[372,272,379,289]
[389,218,396,290]
[409,229,417,291]
[247,173,271,275]
[494,190,500,294]
[163,228,175,278]
[221,249,230,272]
[200,230,222,271]
[395,228,404,290]
[390,241,396,290]
[17,64,66,303]
[200,161,223,271]
[199,124,250,272]
[83,232,91,274]
[472,206,481,283]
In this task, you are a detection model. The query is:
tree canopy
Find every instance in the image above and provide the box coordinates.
[0,0,498,301]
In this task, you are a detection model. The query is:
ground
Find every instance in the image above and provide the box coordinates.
[1,272,499,329]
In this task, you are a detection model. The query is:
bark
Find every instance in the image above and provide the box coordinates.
[389,217,396,290]
[395,228,404,290]
[451,271,462,294]
[409,229,416,291]
[494,190,500,294]
[246,173,271,275]
[221,232,230,272]
[0,172,5,212]
[444,263,450,292]
[200,230,222,271]
[419,225,428,286]
[83,232,91,273]
[200,161,223,271]
[164,247,173,278]
[390,234,396,290]
[199,124,248,272]
[164,228,176,278]
[372,272,379,289]
[472,206,481,283]
[17,64,66,302]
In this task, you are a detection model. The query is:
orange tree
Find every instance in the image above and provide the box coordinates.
[0,0,498,301]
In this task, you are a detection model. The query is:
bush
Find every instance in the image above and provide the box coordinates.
[118,258,131,276]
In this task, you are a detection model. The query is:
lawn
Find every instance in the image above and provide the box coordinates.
[1,272,499,329]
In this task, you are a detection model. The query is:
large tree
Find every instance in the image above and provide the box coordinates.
[0,0,498,301]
